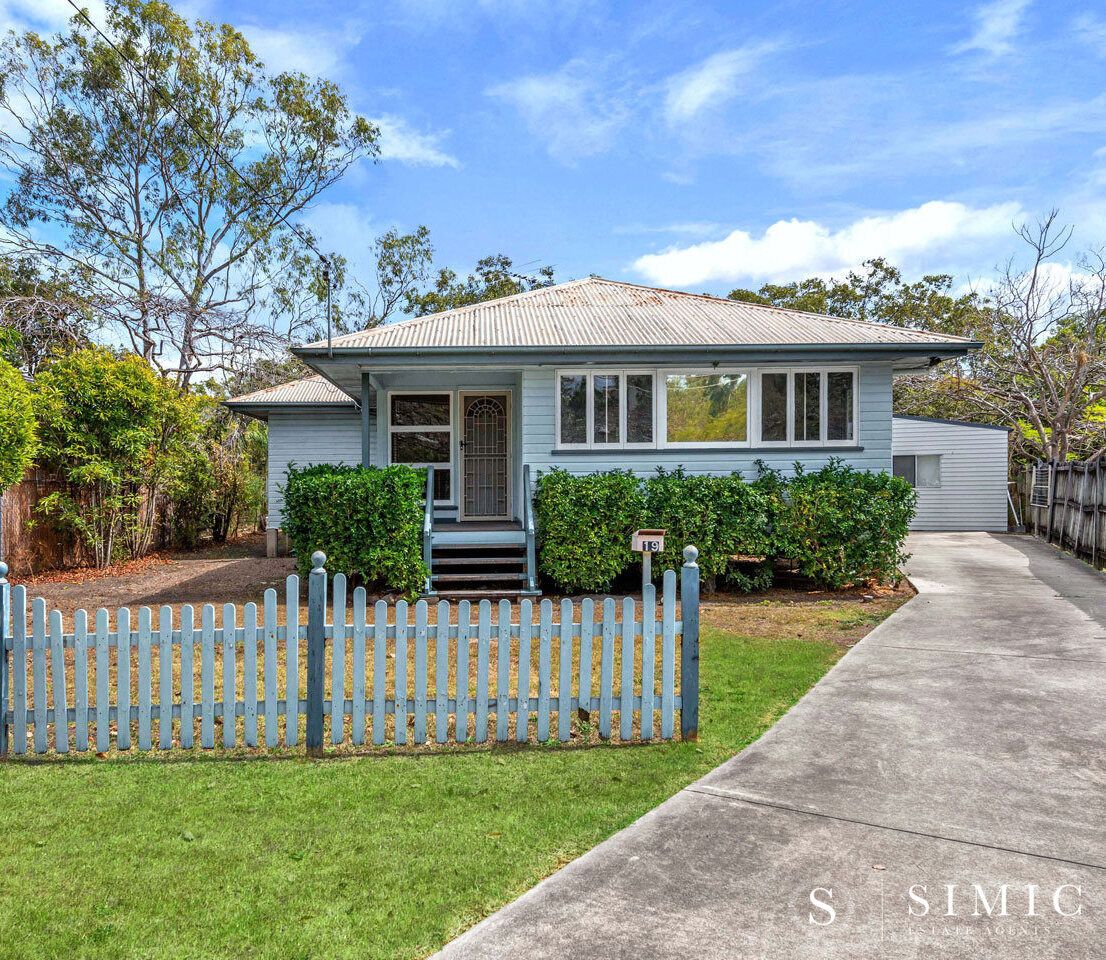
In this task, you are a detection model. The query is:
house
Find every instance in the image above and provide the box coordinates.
[892,415,1011,532]
[225,277,977,595]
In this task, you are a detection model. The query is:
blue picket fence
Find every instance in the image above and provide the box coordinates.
[0,548,700,757]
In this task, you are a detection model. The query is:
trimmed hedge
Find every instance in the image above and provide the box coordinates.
[282,464,426,597]
[533,462,915,593]
[758,461,916,589]
[643,468,773,587]
[532,468,644,592]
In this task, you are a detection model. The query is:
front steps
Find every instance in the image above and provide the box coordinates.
[426,542,540,599]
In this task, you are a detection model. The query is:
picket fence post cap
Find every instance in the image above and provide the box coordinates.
[311,551,327,572]
[0,560,7,579]
[683,545,699,566]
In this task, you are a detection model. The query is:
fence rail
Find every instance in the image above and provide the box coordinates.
[0,548,700,758]
[1016,460,1106,570]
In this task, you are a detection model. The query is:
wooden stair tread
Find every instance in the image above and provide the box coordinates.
[432,556,525,566]
[432,572,527,582]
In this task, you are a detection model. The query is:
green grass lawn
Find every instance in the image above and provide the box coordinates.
[0,626,845,960]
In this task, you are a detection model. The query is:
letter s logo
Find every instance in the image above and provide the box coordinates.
[810,887,836,926]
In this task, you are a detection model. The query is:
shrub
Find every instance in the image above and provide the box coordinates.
[643,468,773,587]
[282,464,426,597]
[0,358,36,491]
[533,462,915,594]
[533,468,645,592]
[33,348,201,567]
[762,460,916,588]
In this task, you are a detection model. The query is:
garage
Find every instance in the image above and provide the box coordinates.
[892,415,1011,532]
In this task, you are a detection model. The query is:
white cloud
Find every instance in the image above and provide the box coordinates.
[632,200,1023,287]
[368,114,460,168]
[0,0,105,35]
[663,42,781,123]
[951,0,1032,57]
[487,60,630,162]
[237,22,361,78]
[1073,13,1106,54]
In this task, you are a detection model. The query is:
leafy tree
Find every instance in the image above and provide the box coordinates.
[0,0,378,387]
[407,254,555,316]
[0,358,36,491]
[0,357,36,561]
[170,390,267,547]
[728,258,984,335]
[33,347,202,566]
[951,213,1106,461]
[0,258,92,374]
[367,226,434,325]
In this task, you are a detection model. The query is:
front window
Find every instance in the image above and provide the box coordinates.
[665,372,748,445]
[794,372,821,443]
[760,371,788,443]
[554,366,856,450]
[558,375,587,445]
[389,392,452,501]
[556,371,654,449]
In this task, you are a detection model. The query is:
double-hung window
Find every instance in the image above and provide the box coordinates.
[388,392,453,502]
[556,370,655,448]
[758,367,857,447]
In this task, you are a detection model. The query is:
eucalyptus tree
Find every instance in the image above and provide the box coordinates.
[0,0,378,387]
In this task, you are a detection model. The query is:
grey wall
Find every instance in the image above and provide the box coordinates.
[520,362,894,479]
[267,411,366,527]
[892,417,1009,532]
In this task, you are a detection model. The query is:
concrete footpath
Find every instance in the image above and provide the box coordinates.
[436,534,1106,959]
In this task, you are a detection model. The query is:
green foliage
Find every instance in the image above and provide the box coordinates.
[282,464,426,597]
[727,258,984,336]
[0,358,36,490]
[642,469,773,583]
[168,390,268,549]
[407,254,555,317]
[758,461,916,588]
[535,464,915,593]
[33,348,201,567]
[0,258,91,375]
[533,469,645,592]
[0,0,378,385]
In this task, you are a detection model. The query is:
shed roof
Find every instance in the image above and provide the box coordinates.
[297,276,976,353]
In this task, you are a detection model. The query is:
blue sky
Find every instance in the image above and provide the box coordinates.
[6,0,1106,299]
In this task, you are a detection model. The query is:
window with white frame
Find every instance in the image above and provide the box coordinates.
[662,371,748,445]
[758,367,857,447]
[556,371,655,448]
[556,366,858,450]
[388,392,452,501]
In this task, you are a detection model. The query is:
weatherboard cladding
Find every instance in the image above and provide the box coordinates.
[299,277,974,352]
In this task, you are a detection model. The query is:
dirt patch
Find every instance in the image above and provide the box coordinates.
[10,533,295,623]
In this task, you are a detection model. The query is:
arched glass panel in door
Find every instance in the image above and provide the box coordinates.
[462,394,510,519]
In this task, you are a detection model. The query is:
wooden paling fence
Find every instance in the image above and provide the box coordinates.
[1018,460,1106,570]
[0,548,701,758]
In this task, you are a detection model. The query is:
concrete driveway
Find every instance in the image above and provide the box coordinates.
[436,534,1106,959]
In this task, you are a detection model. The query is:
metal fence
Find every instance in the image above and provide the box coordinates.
[1016,460,1106,570]
[0,548,701,758]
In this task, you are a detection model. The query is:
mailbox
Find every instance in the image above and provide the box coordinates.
[632,529,666,553]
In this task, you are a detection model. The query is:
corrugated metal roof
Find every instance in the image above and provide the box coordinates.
[225,375,354,406]
[299,277,975,351]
